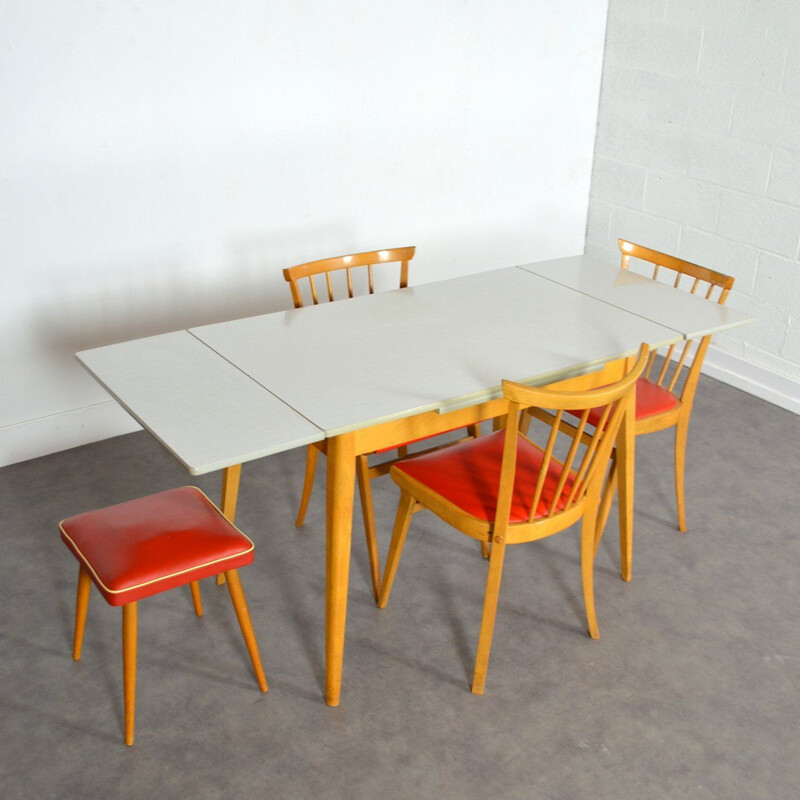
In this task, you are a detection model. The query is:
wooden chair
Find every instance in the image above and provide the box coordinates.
[526,239,734,538]
[60,486,268,745]
[378,345,649,695]
[284,247,480,601]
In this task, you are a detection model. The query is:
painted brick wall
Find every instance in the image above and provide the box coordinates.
[586,0,800,388]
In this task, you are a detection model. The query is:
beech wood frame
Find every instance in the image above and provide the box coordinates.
[376,346,649,694]
[523,239,734,539]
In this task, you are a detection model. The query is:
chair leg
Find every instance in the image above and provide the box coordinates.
[356,455,381,602]
[617,398,635,583]
[122,602,137,746]
[377,491,416,609]
[674,416,689,533]
[189,581,203,617]
[296,445,319,528]
[581,510,600,640]
[73,565,91,661]
[217,463,242,586]
[594,457,619,556]
[471,539,508,695]
[223,569,268,693]
[480,541,491,559]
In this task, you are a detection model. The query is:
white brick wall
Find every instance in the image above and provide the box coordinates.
[586,0,800,392]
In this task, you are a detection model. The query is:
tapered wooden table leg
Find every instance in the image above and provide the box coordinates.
[617,392,635,582]
[325,433,356,707]
[217,464,242,585]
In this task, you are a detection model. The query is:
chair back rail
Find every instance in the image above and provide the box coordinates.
[496,345,649,530]
[283,246,415,309]
[618,239,733,404]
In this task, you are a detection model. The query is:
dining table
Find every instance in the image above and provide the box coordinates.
[76,253,753,706]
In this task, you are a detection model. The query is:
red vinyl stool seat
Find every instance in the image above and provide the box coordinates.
[60,486,268,746]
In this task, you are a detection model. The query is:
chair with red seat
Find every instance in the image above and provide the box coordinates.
[526,239,734,538]
[378,345,649,695]
[60,486,268,746]
[283,247,479,600]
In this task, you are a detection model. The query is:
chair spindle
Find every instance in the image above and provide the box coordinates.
[326,272,335,302]
[528,411,562,522]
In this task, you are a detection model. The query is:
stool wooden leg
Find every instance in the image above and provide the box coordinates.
[189,581,203,617]
[223,569,268,693]
[217,464,242,585]
[73,565,91,661]
[122,602,137,746]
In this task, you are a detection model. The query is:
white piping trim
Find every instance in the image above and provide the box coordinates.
[59,487,254,598]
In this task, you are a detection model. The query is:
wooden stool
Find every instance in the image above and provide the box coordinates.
[60,486,268,745]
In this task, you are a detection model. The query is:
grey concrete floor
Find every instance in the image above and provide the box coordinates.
[1,374,799,799]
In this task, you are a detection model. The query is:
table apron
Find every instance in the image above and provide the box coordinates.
[349,357,633,456]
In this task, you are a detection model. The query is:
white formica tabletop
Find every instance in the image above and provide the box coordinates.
[519,254,754,340]
[191,267,681,437]
[77,331,323,475]
[78,258,754,472]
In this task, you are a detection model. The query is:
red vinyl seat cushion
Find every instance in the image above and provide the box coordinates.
[59,486,254,607]
[394,430,575,523]
[574,377,679,427]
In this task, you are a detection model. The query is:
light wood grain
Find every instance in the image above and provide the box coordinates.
[189,581,203,616]
[217,463,243,585]
[283,247,415,308]
[224,569,268,693]
[72,565,91,661]
[325,432,356,707]
[122,602,137,747]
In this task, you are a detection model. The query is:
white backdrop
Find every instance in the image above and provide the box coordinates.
[0,1,609,466]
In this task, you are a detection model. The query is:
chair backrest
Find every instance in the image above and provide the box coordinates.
[497,345,650,529]
[283,247,416,309]
[618,238,734,405]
